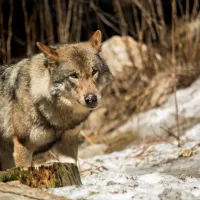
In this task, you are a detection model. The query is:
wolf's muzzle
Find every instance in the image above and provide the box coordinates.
[84,93,98,108]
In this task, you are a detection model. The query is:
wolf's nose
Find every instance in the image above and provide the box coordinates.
[84,93,97,107]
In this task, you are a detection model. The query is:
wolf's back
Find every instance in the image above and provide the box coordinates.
[0,58,30,138]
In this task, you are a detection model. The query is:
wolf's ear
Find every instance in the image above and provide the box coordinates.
[36,42,58,61]
[89,30,102,52]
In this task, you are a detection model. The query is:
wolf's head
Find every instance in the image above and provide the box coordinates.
[36,30,113,110]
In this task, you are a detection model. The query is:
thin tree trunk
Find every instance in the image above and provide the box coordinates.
[22,0,32,56]
[6,0,14,64]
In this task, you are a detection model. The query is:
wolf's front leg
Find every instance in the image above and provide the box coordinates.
[52,126,81,164]
[13,136,32,167]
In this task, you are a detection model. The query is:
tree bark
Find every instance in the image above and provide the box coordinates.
[0,163,81,188]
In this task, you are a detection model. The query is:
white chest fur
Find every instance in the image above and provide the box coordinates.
[29,125,56,147]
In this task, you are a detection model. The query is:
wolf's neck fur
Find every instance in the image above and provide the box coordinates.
[37,98,90,130]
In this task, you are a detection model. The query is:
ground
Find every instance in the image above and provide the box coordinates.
[48,139,200,199]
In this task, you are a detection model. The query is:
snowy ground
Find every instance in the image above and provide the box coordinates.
[48,79,200,200]
[48,138,200,200]
[115,78,200,139]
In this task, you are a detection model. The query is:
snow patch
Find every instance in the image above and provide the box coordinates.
[185,124,200,141]
[116,79,200,139]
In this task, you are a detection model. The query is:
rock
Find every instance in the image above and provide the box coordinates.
[100,36,161,77]
[78,144,108,158]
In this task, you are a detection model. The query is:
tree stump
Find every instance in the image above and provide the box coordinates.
[0,163,81,188]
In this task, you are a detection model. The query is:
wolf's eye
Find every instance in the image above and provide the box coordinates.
[70,73,79,79]
[92,69,98,76]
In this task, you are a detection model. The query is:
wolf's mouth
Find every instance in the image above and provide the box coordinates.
[59,95,99,111]
[86,103,98,110]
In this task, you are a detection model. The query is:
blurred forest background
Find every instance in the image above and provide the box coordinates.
[0,0,199,64]
[1,0,200,154]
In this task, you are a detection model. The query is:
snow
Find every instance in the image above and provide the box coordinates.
[48,139,200,200]
[116,79,200,139]
[47,79,200,200]
[185,124,200,141]
[49,170,200,199]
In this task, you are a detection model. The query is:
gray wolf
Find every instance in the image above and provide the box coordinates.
[0,30,113,170]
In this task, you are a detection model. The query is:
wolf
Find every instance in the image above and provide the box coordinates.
[0,30,113,170]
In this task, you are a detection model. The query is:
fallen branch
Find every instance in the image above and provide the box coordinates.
[0,181,70,200]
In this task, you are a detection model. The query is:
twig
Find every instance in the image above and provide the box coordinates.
[177,0,184,17]
[156,0,167,46]
[191,0,199,19]
[81,165,106,173]
[3,29,26,46]
[80,130,94,145]
[160,126,180,142]
[90,1,120,34]
[92,8,120,33]
[114,0,127,35]
[132,0,162,34]
[125,138,159,159]
[171,0,181,146]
